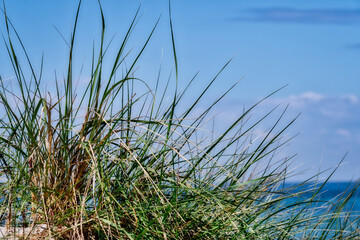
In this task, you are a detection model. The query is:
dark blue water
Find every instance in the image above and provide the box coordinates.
[282,181,360,213]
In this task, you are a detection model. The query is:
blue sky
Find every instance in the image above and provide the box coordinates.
[0,0,359,181]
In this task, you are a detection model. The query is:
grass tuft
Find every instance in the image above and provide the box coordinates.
[0,1,359,239]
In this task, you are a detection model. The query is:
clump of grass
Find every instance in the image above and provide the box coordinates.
[0,1,359,239]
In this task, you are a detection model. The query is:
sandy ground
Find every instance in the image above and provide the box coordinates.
[0,224,48,239]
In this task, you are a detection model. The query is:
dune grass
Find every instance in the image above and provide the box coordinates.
[0,1,359,239]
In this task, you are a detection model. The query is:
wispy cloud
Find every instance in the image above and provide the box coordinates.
[336,128,351,139]
[271,93,360,180]
[235,8,360,25]
[269,92,359,120]
[287,92,325,108]
[215,92,360,180]
[290,91,357,106]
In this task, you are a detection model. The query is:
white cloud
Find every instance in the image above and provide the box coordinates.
[341,94,358,104]
[219,92,360,181]
[266,92,359,121]
[294,92,325,101]
[336,128,351,139]
[287,92,325,108]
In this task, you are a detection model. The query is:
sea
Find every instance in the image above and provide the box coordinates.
[282,181,360,214]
